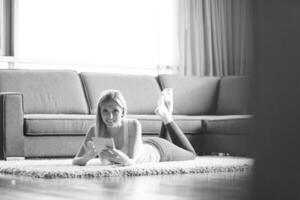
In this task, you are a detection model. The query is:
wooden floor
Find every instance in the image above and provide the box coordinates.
[0,172,251,200]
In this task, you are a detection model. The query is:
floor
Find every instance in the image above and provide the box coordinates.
[0,171,252,200]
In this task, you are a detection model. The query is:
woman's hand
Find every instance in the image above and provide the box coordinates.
[72,141,98,166]
[100,148,122,162]
[100,147,135,166]
[84,141,99,159]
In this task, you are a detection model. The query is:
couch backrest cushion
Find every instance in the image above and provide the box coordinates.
[80,72,161,114]
[216,76,250,115]
[158,75,220,115]
[0,70,89,114]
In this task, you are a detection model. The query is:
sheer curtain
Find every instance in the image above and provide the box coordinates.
[0,0,5,56]
[178,0,252,76]
[0,0,12,57]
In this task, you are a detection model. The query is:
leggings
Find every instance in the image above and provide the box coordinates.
[144,121,196,162]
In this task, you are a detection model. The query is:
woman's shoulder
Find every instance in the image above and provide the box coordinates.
[125,118,141,131]
[86,125,96,138]
[125,118,140,125]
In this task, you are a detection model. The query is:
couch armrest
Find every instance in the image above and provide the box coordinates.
[0,92,24,160]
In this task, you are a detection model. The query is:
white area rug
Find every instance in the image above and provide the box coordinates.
[0,156,253,179]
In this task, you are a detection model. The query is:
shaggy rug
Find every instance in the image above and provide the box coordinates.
[0,156,253,179]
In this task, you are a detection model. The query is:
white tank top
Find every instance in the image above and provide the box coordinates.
[119,119,129,154]
[136,143,160,163]
[121,119,160,163]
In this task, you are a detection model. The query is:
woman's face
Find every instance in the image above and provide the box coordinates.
[100,100,124,128]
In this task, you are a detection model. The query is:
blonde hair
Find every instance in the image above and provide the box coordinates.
[95,89,127,137]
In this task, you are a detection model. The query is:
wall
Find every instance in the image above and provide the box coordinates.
[250,0,300,199]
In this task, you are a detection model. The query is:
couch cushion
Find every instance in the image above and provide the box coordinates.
[24,114,95,136]
[0,70,89,114]
[129,115,203,135]
[172,115,204,134]
[128,115,162,135]
[217,76,250,115]
[24,113,204,136]
[24,136,84,157]
[80,72,162,115]
[158,75,220,115]
[202,115,253,135]
[24,114,163,136]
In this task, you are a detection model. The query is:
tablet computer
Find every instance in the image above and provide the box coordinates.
[92,137,115,152]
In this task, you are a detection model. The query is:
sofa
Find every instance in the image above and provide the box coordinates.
[0,69,252,160]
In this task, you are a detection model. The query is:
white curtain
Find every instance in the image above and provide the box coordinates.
[0,0,11,57]
[178,0,252,76]
[0,0,5,56]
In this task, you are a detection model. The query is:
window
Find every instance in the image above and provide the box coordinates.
[16,0,179,74]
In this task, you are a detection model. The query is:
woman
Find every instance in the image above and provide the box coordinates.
[72,89,196,166]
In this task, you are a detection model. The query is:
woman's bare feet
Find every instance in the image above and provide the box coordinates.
[155,101,173,124]
[162,88,173,114]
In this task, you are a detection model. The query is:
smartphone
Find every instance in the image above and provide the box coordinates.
[92,137,115,152]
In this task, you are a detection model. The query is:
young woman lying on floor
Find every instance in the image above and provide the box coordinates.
[72,89,196,166]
